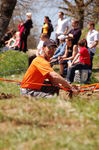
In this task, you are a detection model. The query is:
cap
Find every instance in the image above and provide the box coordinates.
[43,39,57,48]
[58,34,66,40]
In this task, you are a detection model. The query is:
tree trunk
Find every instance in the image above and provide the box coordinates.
[78,9,84,29]
[0,0,17,41]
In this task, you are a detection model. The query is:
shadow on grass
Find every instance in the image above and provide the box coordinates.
[93,68,99,73]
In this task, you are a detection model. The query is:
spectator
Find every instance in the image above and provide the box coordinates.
[56,11,69,45]
[19,12,33,52]
[66,39,91,83]
[86,21,99,71]
[67,19,81,46]
[59,35,78,76]
[2,31,19,51]
[42,16,54,38]
[37,33,49,56]
[50,34,66,66]
[28,33,49,66]
[0,28,16,47]
[20,39,78,98]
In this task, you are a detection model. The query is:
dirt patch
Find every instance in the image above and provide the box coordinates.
[0,92,15,100]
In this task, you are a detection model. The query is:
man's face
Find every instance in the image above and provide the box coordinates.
[88,24,93,30]
[72,21,77,28]
[58,13,63,19]
[44,46,56,60]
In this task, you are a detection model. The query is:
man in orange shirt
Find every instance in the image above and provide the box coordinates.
[21,39,77,98]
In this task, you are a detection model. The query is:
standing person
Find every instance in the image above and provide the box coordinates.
[67,19,81,46]
[42,16,54,38]
[20,39,78,98]
[19,12,33,52]
[86,21,99,71]
[56,11,69,45]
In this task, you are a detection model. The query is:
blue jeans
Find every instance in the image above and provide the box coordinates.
[89,51,94,70]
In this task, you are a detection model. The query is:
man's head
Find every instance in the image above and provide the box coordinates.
[71,19,79,29]
[44,16,49,23]
[58,11,64,19]
[26,12,32,19]
[42,39,57,60]
[88,21,95,30]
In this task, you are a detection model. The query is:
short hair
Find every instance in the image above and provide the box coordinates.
[43,39,57,48]
[89,21,95,27]
[26,12,32,18]
[78,39,87,47]
[59,11,64,16]
[72,19,79,24]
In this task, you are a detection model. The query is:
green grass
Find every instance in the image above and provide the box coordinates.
[0,97,99,150]
[0,50,28,76]
[0,25,99,150]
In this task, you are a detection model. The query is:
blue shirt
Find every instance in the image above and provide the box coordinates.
[52,42,66,59]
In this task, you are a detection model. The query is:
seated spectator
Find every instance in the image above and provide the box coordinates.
[66,39,91,83]
[0,28,16,48]
[1,31,20,51]
[59,35,78,76]
[50,34,66,66]
[12,31,20,50]
[20,39,78,98]
[36,33,49,56]
[28,33,49,66]
[3,28,16,43]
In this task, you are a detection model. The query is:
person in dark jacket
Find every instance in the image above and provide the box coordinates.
[42,16,54,38]
[19,12,33,52]
[67,19,81,46]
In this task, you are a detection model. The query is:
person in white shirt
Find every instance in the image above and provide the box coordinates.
[56,11,69,45]
[28,34,49,66]
[86,21,99,70]
[37,33,49,56]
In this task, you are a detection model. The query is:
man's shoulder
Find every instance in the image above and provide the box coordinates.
[33,56,49,65]
[93,29,99,35]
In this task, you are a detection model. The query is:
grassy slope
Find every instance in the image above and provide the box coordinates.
[0,25,99,150]
[0,97,99,150]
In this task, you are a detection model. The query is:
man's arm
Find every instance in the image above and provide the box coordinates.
[64,26,69,35]
[89,41,98,49]
[49,71,78,93]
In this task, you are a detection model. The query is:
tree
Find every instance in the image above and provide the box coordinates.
[86,0,99,23]
[59,0,94,29]
[0,0,17,41]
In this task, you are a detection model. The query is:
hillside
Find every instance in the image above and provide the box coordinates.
[0,25,99,150]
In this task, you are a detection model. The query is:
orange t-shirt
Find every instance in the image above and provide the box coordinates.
[21,56,53,90]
